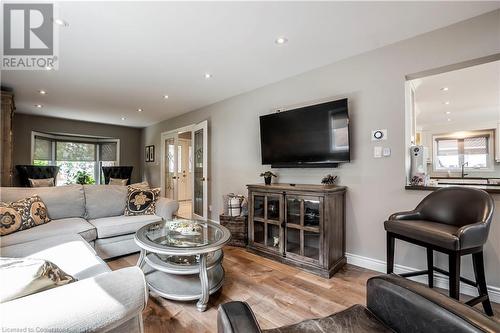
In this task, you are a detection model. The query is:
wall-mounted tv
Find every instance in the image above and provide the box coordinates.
[260,98,350,168]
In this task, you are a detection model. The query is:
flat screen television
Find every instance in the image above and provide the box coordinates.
[260,98,350,168]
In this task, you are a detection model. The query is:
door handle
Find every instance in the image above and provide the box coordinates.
[201,177,206,181]
[172,176,177,180]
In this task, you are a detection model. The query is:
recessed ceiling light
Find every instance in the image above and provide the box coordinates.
[163,95,169,99]
[447,118,452,122]
[444,101,450,105]
[440,87,449,91]
[53,18,69,27]
[35,104,43,108]
[446,111,451,115]
[38,90,47,95]
[137,108,143,112]
[275,37,288,45]
[204,73,212,79]
[121,117,126,121]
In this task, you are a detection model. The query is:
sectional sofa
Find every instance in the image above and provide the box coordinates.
[0,184,179,332]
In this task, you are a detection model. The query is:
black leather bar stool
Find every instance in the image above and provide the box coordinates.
[384,187,494,316]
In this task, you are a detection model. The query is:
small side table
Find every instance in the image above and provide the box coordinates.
[220,214,247,247]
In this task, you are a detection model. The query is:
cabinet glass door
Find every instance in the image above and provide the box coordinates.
[286,228,300,255]
[267,196,280,221]
[253,195,265,219]
[254,221,265,245]
[304,231,320,260]
[304,199,320,227]
[286,198,301,225]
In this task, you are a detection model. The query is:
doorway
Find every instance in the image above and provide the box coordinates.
[160,120,208,220]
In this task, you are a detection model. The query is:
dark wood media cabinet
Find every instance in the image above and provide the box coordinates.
[247,183,346,278]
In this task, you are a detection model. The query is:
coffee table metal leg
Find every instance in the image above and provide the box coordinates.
[196,254,209,312]
[137,249,146,268]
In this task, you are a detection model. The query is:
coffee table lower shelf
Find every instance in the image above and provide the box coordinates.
[143,264,225,309]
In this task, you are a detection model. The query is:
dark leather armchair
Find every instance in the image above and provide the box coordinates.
[101,166,133,185]
[15,165,60,187]
[218,274,500,333]
[384,187,494,315]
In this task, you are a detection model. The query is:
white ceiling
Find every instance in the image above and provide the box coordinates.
[414,60,500,130]
[2,1,500,128]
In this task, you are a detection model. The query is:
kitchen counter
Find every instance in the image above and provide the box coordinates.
[406,184,500,194]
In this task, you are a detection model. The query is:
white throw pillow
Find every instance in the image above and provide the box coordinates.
[28,178,55,187]
[0,257,76,303]
[109,178,128,186]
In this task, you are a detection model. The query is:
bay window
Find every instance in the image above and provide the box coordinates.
[32,132,119,185]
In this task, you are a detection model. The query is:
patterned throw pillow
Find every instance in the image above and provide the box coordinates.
[0,257,76,303]
[124,187,160,216]
[0,196,51,236]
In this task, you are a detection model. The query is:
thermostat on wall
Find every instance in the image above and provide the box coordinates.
[372,129,387,141]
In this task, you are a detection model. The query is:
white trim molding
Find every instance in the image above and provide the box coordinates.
[346,252,500,303]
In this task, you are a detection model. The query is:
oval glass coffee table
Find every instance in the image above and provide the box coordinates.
[135,219,231,312]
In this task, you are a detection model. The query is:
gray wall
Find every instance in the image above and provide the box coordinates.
[13,113,143,184]
[143,11,500,289]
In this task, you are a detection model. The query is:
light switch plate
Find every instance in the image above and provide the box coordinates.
[374,146,382,158]
[383,147,391,157]
[372,129,388,141]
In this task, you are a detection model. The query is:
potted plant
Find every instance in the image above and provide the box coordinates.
[260,171,277,185]
[321,174,338,187]
[74,170,96,185]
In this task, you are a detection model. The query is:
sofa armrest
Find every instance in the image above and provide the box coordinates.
[388,210,421,221]
[218,301,262,333]
[155,197,179,220]
[367,274,499,333]
[1,267,147,332]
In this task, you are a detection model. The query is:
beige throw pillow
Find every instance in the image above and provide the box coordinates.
[28,178,55,187]
[109,178,128,186]
[129,181,149,189]
[0,257,76,303]
[0,195,51,236]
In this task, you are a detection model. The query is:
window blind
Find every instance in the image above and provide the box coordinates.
[436,139,459,156]
[56,141,96,161]
[464,137,488,155]
[99,142,117,161]
[33,136,53,161]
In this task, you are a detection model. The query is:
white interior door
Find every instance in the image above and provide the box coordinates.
[192,120,208,220]
[161,133,179,200]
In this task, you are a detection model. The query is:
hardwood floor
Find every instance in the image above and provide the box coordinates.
[107,246,499,333]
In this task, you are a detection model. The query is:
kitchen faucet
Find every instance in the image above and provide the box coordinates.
[461,162,468,179]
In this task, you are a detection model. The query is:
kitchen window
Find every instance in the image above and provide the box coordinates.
[433,131,494,172]
[32,132,119,185]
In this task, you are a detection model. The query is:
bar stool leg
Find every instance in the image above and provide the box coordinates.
[387,233,395,274]
[472,251,494,316]
[449,253,460,300]
[427,248,434,288]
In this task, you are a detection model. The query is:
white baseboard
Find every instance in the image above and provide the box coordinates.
[346,252,500,304]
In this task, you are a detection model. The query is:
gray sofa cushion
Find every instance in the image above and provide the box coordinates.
[89,214,162,238]
[0,185,85,220]
[0,234,110,280]
[0,218,97,247]
[84,185,128,219]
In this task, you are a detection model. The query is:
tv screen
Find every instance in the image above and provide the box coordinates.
[260,98,350,167]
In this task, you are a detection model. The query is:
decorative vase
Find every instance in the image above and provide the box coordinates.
[264,176,272,185]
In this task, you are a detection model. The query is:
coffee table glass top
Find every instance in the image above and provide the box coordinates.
[136,219,231,254]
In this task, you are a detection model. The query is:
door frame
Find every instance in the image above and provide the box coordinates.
[160,124,193,199]
[160,121,208,220]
